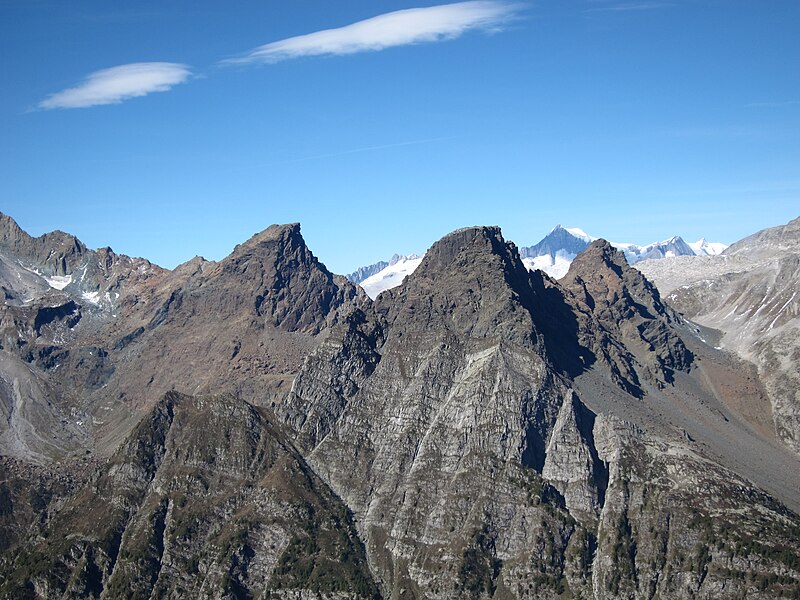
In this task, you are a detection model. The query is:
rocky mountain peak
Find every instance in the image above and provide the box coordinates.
[407,225,531,290]
[563,239,668,311]
[377,225,542,348]
[419,225,504,267]
[232,222,303,254]
[0,212,87,276]
[206,222,367,334]
[0,212,26,244]
[562,239,692,389]
[568,238,625,273]
[226,223,327,282]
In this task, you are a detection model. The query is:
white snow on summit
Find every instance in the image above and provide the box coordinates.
[688,238,727,256]
[563,227,594,243]
[360,254,423,299]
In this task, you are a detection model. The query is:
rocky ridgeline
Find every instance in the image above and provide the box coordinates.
[0,213,799,598]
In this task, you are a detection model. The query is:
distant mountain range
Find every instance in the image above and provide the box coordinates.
[348,225,727,298]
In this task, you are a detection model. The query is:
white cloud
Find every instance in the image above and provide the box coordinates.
[38,62,191,110]
[224,1,522,65]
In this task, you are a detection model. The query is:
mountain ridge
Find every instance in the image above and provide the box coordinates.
[348,224,727,298]
[0,211,798,599]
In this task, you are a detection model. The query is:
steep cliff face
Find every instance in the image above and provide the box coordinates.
[0,211,165,314]
[278,226,800,599]
[0,391,379,599]
[0,213,87,278]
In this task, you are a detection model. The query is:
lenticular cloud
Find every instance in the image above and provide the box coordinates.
[225,1,521,65]
[38,62,191,110]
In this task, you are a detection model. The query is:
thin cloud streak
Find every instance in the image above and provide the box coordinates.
[223,1,522,65]
[38,62,192,110]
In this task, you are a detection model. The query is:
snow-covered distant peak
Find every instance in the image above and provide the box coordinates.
[564,227,595,243]
[607,236,696,263]
[688,238,728,256]
[360,254,424,299]
[388,253,420,266]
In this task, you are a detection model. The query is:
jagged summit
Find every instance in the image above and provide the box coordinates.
[562,238,692,390]
[375,225,544,348]
[566,238,626,273]
[412,225,510,275]
[202,221,370,336]
[0,211,88,277]
[224,223,322,279]
[0,211,24,240]
[564,238,668,311]
[231,222,303,253]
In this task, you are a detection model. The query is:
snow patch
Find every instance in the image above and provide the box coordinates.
[45,275,72,290]
[360,255,424,299]
[82,291,101,306]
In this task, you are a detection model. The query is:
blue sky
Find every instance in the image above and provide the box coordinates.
[2,1,799,273]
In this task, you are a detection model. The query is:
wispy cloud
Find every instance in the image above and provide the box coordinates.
[38,62,192,110]
[223,1,522,66]
[584,2,672,13]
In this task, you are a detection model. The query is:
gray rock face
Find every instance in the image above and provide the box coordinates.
[0,211,164,310]
[0,213,87,277]
[637,216,800,454]
[278,226,800,598]
[561,240,693,393]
